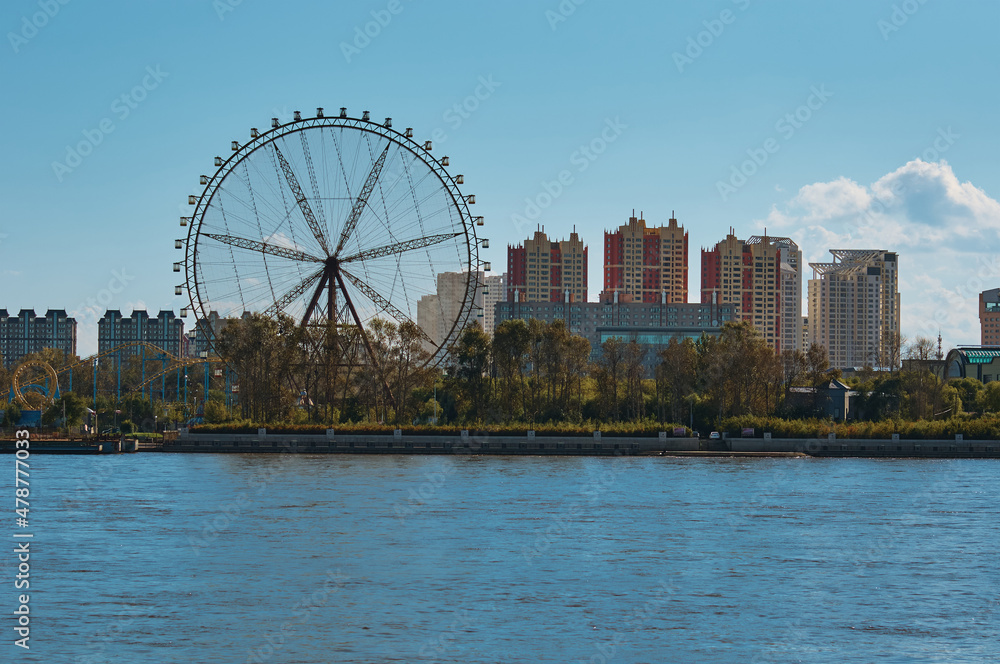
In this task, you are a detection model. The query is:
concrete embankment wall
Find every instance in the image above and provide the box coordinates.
[161,431,1000,457]
[165,431,700,455]
[729,437,1000,458]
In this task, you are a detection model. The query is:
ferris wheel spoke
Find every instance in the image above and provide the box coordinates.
[339,269,432,344]
[265,269,325,318]
[300,132,327,228]
[335,143,392,257]
[273,143,332,256]
[339,232,462,264]
[202,233,323,263]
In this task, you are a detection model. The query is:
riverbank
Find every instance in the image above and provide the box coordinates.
[6,431,1000,458]
[155,431,1000,458]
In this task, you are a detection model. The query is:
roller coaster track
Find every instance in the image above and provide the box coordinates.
[134,356,225,391]
[60,341,228,392]
[54,341,182,375]
[11,342,229,404]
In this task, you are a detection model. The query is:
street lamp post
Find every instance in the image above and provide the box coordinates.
[200,352,209,413]
[687,393,696,433]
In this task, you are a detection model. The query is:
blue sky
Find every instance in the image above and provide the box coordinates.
[2,0,999,355]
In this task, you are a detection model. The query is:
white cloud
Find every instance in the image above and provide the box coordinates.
[757,159,1000,350]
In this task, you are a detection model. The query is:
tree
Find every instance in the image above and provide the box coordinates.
[216,313,297,422]
[447,323,492,422]
[0,353,10,395]
[204,400,228,423]
[622,339,647,421]
[492,320,530,421]
[365,318,435,424]
[42,393,87,427]
[561,334,591,422]
[2,402,22,428]
[697,322,778,420]
[805,343,831,387]
[779,349,808,397]
[656,337,698,423]
[982,381,1000,413]
[901,337,945,419]
[949,377,984,416]
[872,329,905,372]
[592,336,625,421]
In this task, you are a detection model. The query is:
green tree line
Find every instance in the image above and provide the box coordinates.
[4,316,992,432]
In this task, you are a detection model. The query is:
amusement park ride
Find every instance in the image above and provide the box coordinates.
[8,106,485,417]
[177,107,484,370]
[8,342,227,411]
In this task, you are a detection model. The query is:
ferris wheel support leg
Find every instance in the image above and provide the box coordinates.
[302,270,331,326]
[328,271,336,322]
[334,271,397,409]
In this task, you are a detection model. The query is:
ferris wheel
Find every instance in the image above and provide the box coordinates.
[176,107,485,368]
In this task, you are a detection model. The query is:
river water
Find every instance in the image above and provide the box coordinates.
[7,453,1000,663]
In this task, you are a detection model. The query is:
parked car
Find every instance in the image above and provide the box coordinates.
[709,431,721,440]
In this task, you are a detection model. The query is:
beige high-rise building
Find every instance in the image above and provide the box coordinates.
[765,236,803,353]
[700,232,788,351]
[416,294,441,346]
[482,273,506,335]
[507,230,588,303]
[417,271,485,348]
[603,213,688,304]
[808,250,900,369]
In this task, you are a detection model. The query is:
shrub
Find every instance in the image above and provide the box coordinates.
[190,420,692,437]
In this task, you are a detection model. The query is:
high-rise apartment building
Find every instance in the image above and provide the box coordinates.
[507,229,588,303]
[417,271,485,347]
[603,213,688,304]
[98,310,185,359]
[482,273,506,335]
[0,309,78,367]
[808,250,900,368]
[768,237,803,352]
[980,289,1000,345]
[700,232,790,351]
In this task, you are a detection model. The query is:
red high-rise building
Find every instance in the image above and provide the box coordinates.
[701,231,791,351]
[602,213,688,304]
[506,230,587,302]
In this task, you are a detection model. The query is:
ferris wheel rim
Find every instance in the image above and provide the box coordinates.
[181,111,481,368]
